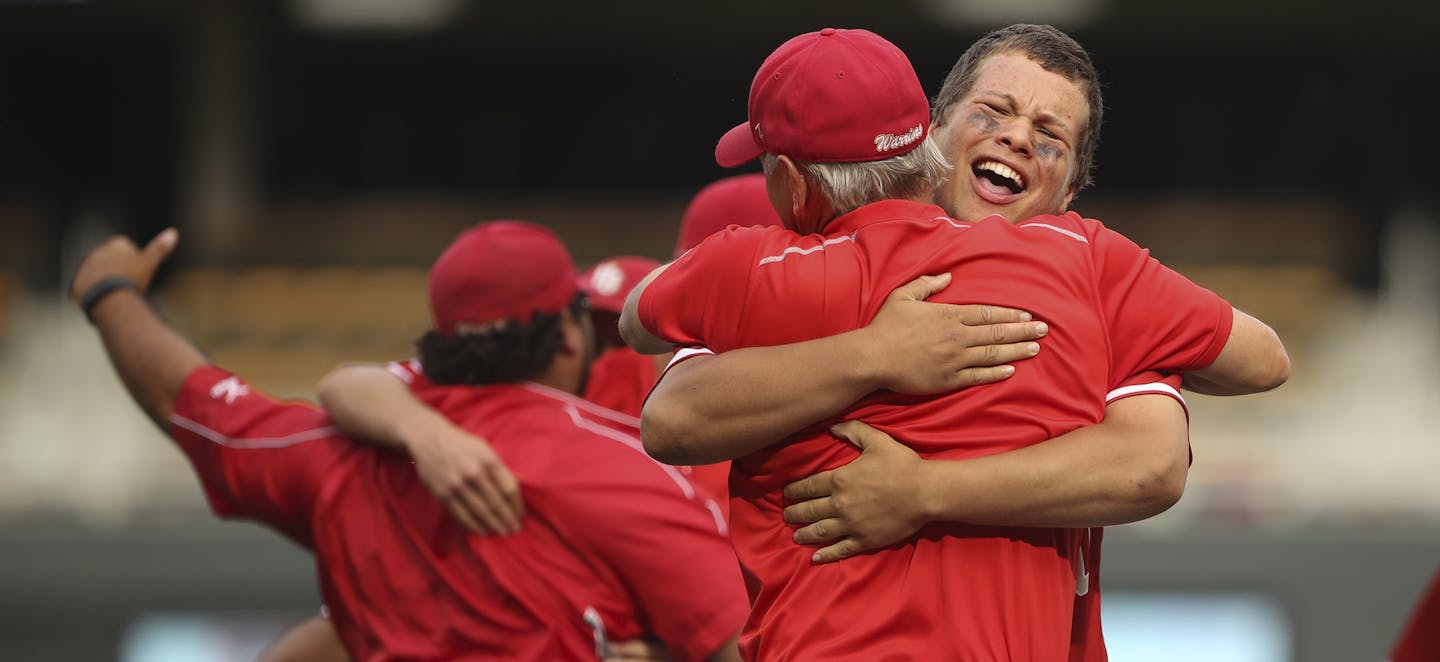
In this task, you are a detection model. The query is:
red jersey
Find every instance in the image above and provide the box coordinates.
[170,364,746,662]
[583,345,732,513]
[638,200,1232,661]
[1068,371,1189,662]
[1390,565,1440,662]
[583,346,658,419]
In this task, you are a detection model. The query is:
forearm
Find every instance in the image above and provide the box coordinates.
[642,334,882,465]
[316,365,453,454]
[919,395,1188,527]
[1187,307,1290,395]
[89,289,207,429]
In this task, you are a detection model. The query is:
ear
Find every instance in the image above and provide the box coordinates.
[777,155,808,216]
[558,309,587,357]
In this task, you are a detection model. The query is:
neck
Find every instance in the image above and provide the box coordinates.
[532,360,580,395]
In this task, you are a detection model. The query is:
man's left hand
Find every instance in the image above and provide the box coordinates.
[69,227,179,305]
[782,420,932,564]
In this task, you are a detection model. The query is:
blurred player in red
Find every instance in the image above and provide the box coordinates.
[405,175,784,525]
[621,27,1288,660]
[1390,565,1440,662]
[71,222,746,662]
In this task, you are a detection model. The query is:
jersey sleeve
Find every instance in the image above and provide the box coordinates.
[1090,224,1234,385]
[169,365,350,547]
[551,455,747,662]
[638,226,837,352]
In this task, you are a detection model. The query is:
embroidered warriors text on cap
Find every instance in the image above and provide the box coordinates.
[715,28,931,167]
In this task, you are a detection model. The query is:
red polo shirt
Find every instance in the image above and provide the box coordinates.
[638,200,1231,660]
[170,363,746,662]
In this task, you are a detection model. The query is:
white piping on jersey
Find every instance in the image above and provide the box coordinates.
[562,404,698,501]
[1105,381,1183,403]
[662,347,716,379]
[1105,381,1187,418]
[518,381,644,429]
[756,234,856,266]
[386,359,420,384]
[1017,222,1088,243]
[170,413,337,449]
[703,499,729,536]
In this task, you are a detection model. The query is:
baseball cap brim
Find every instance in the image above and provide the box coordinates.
[715,121,764,168]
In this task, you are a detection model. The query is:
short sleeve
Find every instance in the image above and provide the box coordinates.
[639,228,765,348]
[1091,225,1233,384]
[639,226,840,352]
[552,460,747,662]
[169,365,350,547]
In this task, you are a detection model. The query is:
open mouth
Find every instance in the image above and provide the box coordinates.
[972,160,1026,195]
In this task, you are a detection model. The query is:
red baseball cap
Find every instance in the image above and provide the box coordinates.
[715,28,931,168]
[578,255,661,314]
[428,221,578,335]
[674,173,783,257]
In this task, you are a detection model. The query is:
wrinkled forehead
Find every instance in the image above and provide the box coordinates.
[949,52,1091,129]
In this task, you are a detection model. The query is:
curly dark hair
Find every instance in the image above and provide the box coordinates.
[417,294,588,386]
[930,24,1104,195]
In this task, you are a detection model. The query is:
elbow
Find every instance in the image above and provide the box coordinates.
[1127,454,1188,519]
[315,366,347,410]
[1264,346,1291,391]
[639,401,692,466]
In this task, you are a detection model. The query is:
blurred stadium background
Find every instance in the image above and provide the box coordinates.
[0,0,1436,660]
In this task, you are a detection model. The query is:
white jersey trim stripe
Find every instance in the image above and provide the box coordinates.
[757,234,855,266]
[170,413,337,450]
[1018,222,1088,243]
[659,346,714,377]
[703,499,729,536]
[1105,381,1188,418]
[563,405,698,501]
[518,382,644,429]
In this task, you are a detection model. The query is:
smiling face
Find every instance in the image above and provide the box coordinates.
[933,52,1090,223]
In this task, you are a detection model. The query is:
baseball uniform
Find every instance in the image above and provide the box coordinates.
[637,201,1231,660]
[170,361,746,662]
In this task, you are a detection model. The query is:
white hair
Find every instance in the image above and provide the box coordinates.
[762,135,952,216]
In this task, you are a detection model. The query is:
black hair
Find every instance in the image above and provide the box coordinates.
[417,294,588,386]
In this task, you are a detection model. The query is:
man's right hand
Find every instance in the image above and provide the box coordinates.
[406,425,523,535]
[861,272,1047,394]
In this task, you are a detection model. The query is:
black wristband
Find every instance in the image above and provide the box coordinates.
[80,276,140,321]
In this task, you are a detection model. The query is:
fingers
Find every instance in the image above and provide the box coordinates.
[964,339,1043,368]
[782,496,836,526]
[491,463,525,523]
[952,365,1022,388]
[829,420,881,450]
[144,228,180,266]
[468,470,522,534]
[952,304,1035,326]
[456,486,510,536]
[792,517,848,546]
[885,272,953,303]
[810,538,864,564]
[782,469,835,501]
[963,321,1050,348]
[443,495,487,534]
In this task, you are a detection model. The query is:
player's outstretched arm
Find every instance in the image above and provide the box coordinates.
[783,392,1189,563]
[1183,308,1289,395]
[640,273,1047,465]
[70,229,206,429]
[317,365,523,534]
